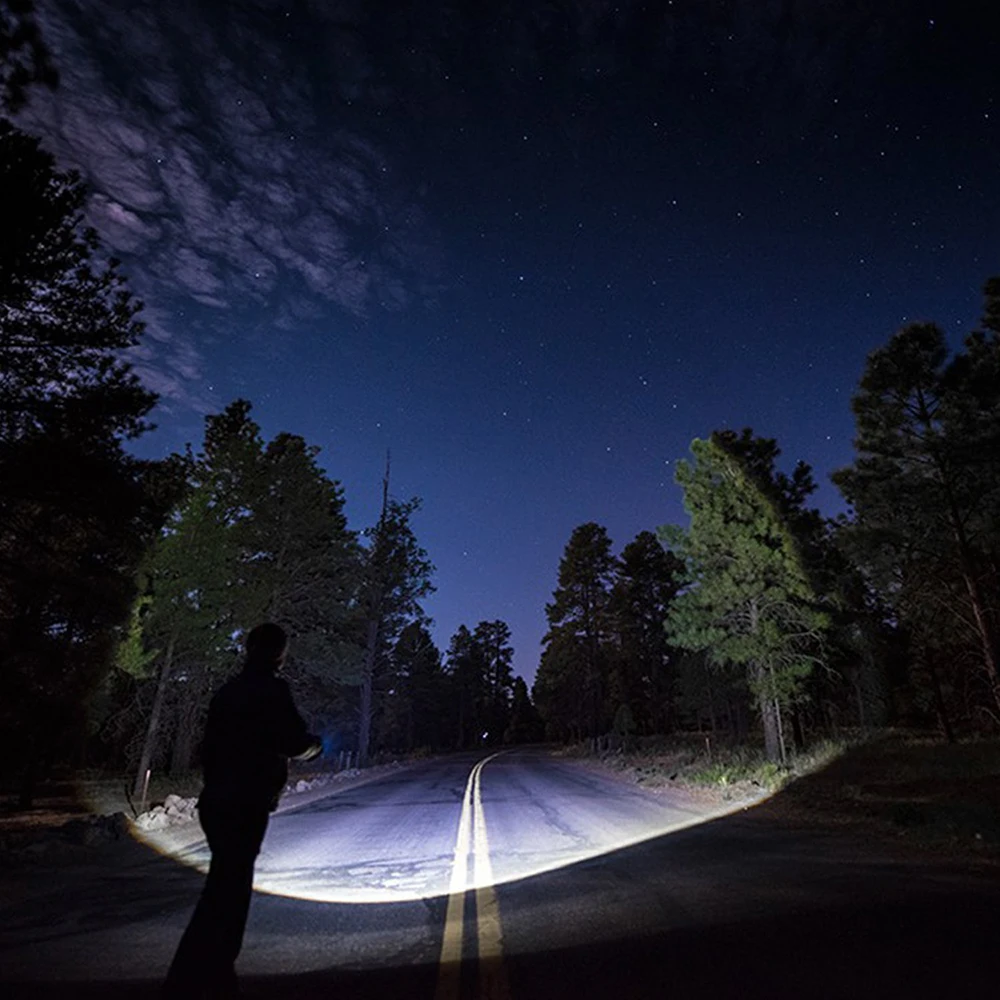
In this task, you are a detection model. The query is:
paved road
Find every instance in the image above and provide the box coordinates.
[1,749,998,998]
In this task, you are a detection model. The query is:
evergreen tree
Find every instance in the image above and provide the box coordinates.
[505,676,543,744]
[446,624,488,748]
[661,434,828,763]
[472,619,515,744]
[535,523,617,740]
[131,425,245,793]
[356,477,434,765]
[532,636,578,741]
[131,400,361,785]
[609,530,684,734]
[833,305,1000,725]
[379,623,445,752]
[674,651,750,737]
[240,428,361,723]
[0,120,180,803]
[0,123,151,442]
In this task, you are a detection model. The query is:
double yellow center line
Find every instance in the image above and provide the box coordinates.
[435,751,510,1000]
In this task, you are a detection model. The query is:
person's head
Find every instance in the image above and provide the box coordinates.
[244,622,288,672]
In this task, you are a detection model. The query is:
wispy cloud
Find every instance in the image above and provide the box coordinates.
[20,0,437,410]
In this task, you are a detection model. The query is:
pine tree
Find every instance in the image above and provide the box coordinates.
[379,623,445,752]
[131,438,240,793]
[446,624,488,749]
[356,473,434,765]
[661,434,828,763]
[472,620,515,744]
[609,530,684,734]
[0,123,152,442]
[131,400,363,784]
[535,523,617,740]
[505,676,543,744]
[532,637,578,741]
[240,429,361,720]
[833,306,1000,724]
[0,121,179,803]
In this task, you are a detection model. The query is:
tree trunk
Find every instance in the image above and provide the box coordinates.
[170,668,205,775]
[927,656,955,744]
[133,632,176,798]
[923,410,1000,715]
[755,661,785,763]
[790,708,806,752]
[358,454,392,768]
[774,695,787,765]
[760,692,782,763]
[958,566,1000,714]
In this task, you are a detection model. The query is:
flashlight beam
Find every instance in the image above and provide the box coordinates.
[435,751,509,1000]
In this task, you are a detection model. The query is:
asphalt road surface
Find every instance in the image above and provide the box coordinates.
[1,749,998,999]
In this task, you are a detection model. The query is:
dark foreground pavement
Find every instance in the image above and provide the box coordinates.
[1,749,997,999]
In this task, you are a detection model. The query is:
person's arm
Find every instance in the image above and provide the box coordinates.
[269,678,322,760]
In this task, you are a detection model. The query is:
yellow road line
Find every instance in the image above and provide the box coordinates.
[435,768,475,1000]
[434,752,510,1000]
[473,762,509,999]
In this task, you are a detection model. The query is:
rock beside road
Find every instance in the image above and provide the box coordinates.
[134,794,199,831]
[2,762,410,861]
[131,767,378,829]
[291,768,362,794]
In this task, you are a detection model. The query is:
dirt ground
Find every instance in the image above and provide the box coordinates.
[750,737,1000,863]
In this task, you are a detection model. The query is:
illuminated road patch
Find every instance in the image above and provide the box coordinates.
[137,753,756,905]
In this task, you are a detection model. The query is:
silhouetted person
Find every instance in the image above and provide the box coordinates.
[164,623,321,998]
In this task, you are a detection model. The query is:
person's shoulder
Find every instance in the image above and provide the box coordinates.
[204,674,243,725]
[211,673,240,698]
[246,670,291,696]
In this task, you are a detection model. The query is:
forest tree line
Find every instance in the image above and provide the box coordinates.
[533,300,1000,761]
[2,2,999,806]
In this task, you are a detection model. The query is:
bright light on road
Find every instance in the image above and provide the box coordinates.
[132,757,755,905]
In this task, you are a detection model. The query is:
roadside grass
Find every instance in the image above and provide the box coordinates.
[561,733,852,800]
[566,731,1000,861]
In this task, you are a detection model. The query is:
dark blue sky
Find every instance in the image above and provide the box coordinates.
[24,1,999,680]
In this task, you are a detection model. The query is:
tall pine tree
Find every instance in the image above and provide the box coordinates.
[608,530,684,734]
[833,301,1000,725]
[0,121,180,803]
[535,523,617,740]
[356,472,434,765]
[661,434,827,763]
[472,620,515,744]
[446,624,488,749]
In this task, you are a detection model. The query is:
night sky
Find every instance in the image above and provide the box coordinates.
[21,1,998,681]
